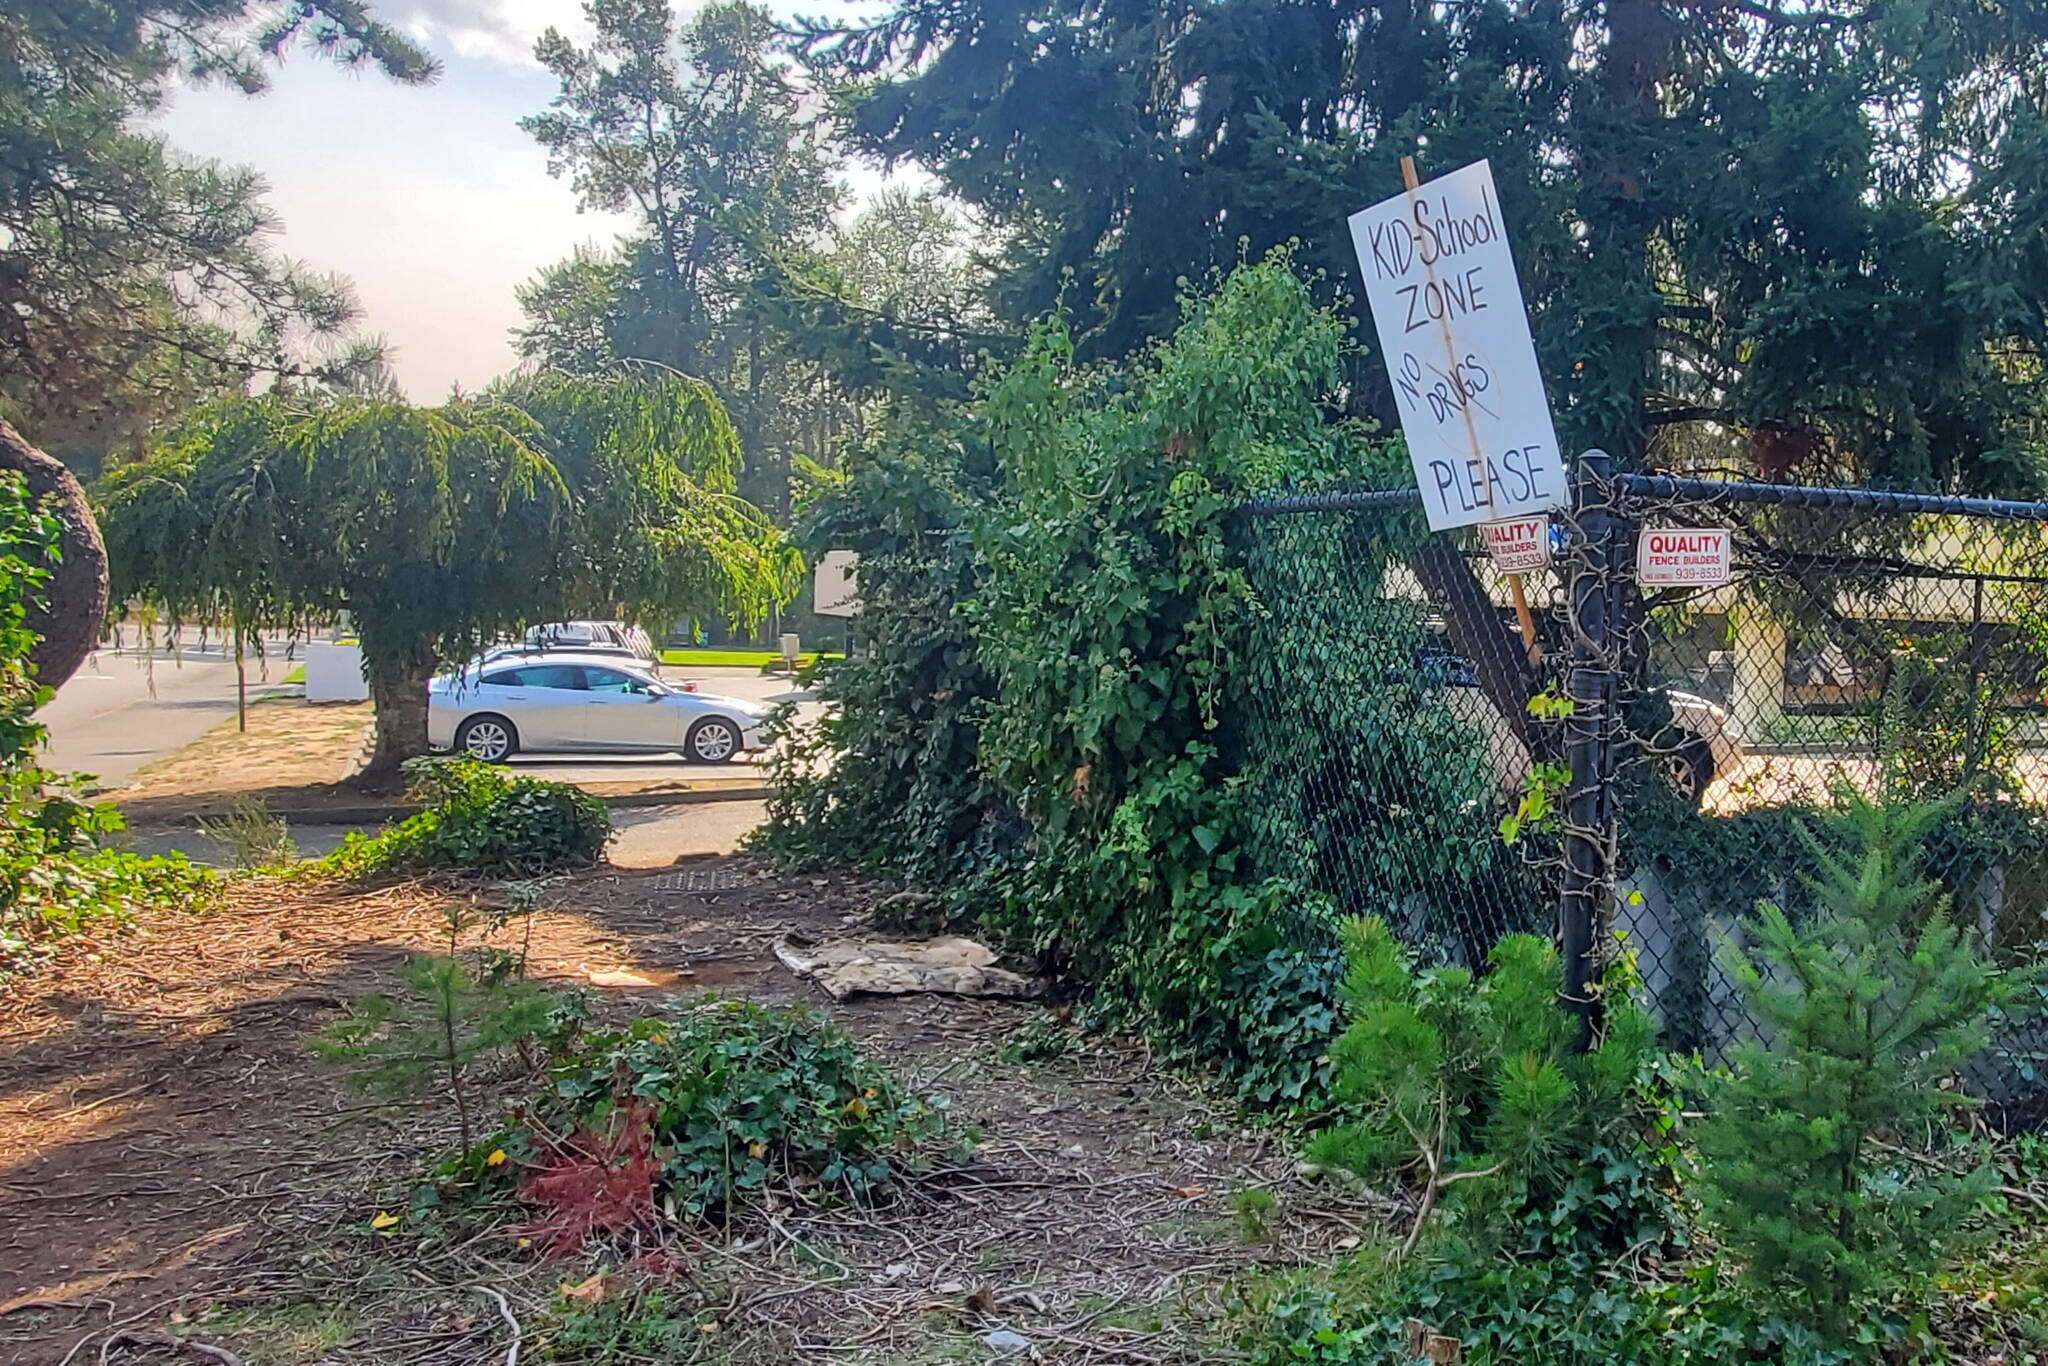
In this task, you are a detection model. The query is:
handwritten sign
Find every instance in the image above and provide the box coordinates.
[1479,515,1550,573]
[1636,528,1731,588]
[1348,160,1566,531]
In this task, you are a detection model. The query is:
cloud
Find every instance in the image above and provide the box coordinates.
[399,0,592,68]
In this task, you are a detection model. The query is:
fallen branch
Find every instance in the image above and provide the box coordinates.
[477,1285,521,1366]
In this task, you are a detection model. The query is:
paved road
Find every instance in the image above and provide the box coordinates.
[39,653,812,792]
[36,645,298,787]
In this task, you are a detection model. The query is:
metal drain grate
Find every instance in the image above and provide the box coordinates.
[649,866,750,893]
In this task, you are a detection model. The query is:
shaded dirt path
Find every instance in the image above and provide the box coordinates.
[0,861,1362,1364]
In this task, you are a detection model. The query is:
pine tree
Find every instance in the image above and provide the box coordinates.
[1696,793,2031,1343]
[310,906,552,1153]
[1307,918,1658,1257]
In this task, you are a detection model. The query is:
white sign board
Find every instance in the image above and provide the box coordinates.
[1636,528,1731,588]
[1479,515,1550,573]
[1349,160,1567,531]
[814,549,859,618]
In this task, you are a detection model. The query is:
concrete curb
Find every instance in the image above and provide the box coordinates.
[154,785,771,829]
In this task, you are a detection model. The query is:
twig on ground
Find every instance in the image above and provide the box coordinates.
[476,1285,522,1366]
[102,1331,245,1365]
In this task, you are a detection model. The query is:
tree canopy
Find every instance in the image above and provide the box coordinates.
[516,0,999,518]
[97,371,798,772]
[800,0,2048,492]
[0,1,436,465]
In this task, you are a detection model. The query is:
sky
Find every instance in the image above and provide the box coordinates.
[151,1,883,402]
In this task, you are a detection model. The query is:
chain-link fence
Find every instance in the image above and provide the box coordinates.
[1232,465,2048,1131]
[1230,495,1567,969]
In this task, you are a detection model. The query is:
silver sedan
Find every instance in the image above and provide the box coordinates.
[427,654,771,763]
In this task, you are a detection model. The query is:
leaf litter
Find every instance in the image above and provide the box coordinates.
[0,858,1373,1363]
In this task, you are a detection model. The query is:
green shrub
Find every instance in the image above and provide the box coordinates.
[325,757,611,878]
[529,999,954,1221]
[0,815,216,971]
[754,413,1012,890]
[0,471,215,972]
[1239,918,1698,1366]
[1306,917,1669,1259]
[760,258,1393,1104]
[1695,793,2035,1345]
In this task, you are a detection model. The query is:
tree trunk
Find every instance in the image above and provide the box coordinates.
[1411,541,1540,749]
[0,420,108,689]
[363,654,432,782]
[1584,0,1673,463]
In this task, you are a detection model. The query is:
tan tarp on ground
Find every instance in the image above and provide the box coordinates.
[772,932,1042,1001]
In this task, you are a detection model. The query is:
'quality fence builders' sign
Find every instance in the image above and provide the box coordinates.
[1636,528,1731,588]
[1349,160,1567,531]
[1479,515,1551,573]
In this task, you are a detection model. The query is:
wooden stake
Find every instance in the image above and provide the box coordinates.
[1402,153,1542,666]
[234,621,247,733]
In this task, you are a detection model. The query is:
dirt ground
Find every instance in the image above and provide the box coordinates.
[113,697,375,806]
[0,860,1362,1365]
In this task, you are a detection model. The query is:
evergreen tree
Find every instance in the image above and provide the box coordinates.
[0,0,432,687]
[0,0,434,449]
[800,0,2048,493]
[797,0,2048,746]
[1696,793,2034,1343]
[1308,918,1660,1257]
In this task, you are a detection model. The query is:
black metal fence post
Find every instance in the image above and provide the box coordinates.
[1562,449,1621,1042]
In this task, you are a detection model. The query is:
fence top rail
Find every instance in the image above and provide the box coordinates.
[1233,488,1424,518]
[1232,475,2048,524]
[1616,473,2048,523]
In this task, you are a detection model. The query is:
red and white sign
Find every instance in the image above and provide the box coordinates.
[1479,515,1549,573]
[1637,528,1731,588]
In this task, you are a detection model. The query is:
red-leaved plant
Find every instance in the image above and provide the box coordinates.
[516,1101,659,1255]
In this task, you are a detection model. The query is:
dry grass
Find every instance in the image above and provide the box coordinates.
[115,697,373,806]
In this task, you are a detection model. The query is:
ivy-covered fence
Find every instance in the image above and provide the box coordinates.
[761,254,2048,1127]
[1230,471,2048,1129]
[1228,499,1562,972]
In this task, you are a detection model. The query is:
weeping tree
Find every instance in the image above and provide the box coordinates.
[97,371,798,776]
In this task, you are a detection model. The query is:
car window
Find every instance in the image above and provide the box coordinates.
[520,665,587,691]
[584,668,645,695]
[480,668,524,686]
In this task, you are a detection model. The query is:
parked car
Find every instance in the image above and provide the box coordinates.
[428,652,770,763]
[1429,650,1743,806]
[497,621,659,666]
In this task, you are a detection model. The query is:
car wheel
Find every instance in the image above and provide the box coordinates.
[1662,736,1716,806]
[456,714,518,763]
[687,717,743,764]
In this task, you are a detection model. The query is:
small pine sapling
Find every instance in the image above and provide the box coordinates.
[311,904,551,1151]
[1307,917,1657,1257]
[1696,793,2034,1342]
